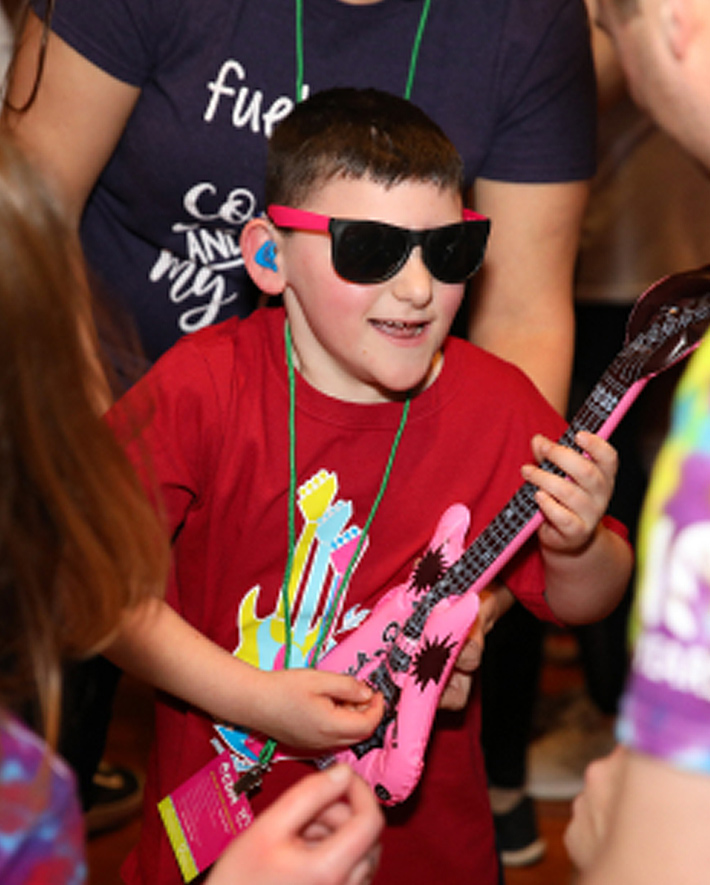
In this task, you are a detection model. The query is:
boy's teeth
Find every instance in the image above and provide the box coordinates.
[380,320,420,329]
[373,319,425,337]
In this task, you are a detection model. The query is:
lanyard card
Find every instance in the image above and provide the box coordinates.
[158,750,254,882]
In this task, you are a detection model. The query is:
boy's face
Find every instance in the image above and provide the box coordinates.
[278,176,467,404]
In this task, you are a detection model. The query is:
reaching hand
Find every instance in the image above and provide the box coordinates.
[521,430,618,555]
[259,668,385,750]
[208,764,383,885]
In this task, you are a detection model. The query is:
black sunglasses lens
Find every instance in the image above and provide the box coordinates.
[331,221,408,284]
[425,221,490,283]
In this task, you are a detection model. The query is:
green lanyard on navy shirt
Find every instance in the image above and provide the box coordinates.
[294,0,433,102]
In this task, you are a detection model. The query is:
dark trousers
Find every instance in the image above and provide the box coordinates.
[60,656,122,809]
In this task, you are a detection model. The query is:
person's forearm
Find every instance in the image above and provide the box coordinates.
[471,178,588,414]
[472,313,574,413]
[105,598,269,728]
[543,527,632,624]
[2,11,140,226]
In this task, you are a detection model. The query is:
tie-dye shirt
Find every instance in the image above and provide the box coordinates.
[618,331,710,772]
[0,714,85,884]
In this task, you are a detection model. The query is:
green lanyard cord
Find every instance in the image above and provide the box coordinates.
[282,322,299,669]
[295,0,432,103]
[308,395,409,665]
[259,323,410,769]
[404,0,431,101]
[259,324,299,769]
[295,0,305,102]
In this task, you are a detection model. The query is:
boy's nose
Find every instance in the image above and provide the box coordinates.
[391,247,433,307]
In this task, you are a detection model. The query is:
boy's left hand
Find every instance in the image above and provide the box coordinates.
[438,582,514,710]
[521,430,618,554]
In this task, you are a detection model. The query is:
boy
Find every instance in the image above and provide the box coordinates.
[106,88,632,885]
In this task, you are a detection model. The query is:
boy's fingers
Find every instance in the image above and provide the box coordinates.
[531,431,617,487]
[535,489,579,531]
[530,432,559,463]
[454,635,481,673]
[337,691,385,732]
[313,676,384,743]
[322,674,376,705]
[322,675,386,719]
[576,430,618,475]
[522,463,581,508]
[524,449,602,505]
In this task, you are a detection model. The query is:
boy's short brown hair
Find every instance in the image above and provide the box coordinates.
[265,88,464,208]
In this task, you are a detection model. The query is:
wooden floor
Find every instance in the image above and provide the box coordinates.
[87,658,581,885]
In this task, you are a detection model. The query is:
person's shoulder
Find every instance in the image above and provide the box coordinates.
[177,309,279,359]
[162,309,281,389]
[442,336,564,428]
[445,335,541,392]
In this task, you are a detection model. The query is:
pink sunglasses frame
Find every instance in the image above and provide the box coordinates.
[267,205,488,231]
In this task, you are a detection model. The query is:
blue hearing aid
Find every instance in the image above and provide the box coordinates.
[255,240,278,272]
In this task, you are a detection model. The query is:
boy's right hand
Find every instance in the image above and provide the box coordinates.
[258,668,384,750]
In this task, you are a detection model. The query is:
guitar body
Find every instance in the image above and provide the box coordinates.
[318,504,477,802]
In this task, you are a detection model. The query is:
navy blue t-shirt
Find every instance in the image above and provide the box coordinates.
[36,0,595,361]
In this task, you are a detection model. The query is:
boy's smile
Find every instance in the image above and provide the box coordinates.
[276,177,467,404]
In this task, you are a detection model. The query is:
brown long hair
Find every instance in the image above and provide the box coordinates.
[0,135,168,747]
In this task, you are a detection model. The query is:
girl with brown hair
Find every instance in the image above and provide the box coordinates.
[0,134,383,885]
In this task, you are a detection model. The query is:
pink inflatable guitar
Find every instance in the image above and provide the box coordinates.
[317,266,710,805]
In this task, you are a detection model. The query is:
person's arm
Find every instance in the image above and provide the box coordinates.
[208,764,383,885]
[2,10,139,224]
[522,430,633,624]
[106,599,384,751]
[572,749,710,885]
[470,178,589,412]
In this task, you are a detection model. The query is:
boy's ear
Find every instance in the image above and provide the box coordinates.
[241,216,286,296]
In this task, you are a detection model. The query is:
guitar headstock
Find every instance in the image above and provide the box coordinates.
[624,264,710,377]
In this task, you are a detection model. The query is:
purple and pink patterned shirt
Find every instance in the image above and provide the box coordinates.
[618,331,710,773]
[0,714,85,884]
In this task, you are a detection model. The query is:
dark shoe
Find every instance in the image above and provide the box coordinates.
[84,761,144,835]
[493,794,546,868]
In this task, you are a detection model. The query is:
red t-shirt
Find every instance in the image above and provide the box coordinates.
[112,307,569,884]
